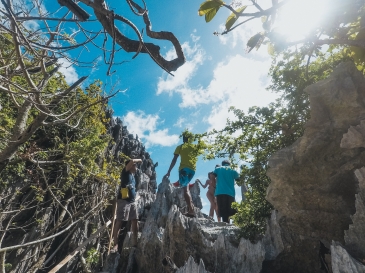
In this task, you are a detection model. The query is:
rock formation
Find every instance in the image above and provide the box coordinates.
[103,62,365,273]
[266,62,365,273]
[106,175,286,273]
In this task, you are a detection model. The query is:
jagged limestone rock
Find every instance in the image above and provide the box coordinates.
[176,256,211,273]
[266,62,365,272]
[337,97,365,262]
[262,210,284,260]
[134,176,268,273]
[340,120,365,149]
[331,241,365,273]
[344,167,365,260]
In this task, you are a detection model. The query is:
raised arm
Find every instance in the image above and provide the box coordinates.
[125,158,142,172]
[196,179,207,188]
[165,154,179,178]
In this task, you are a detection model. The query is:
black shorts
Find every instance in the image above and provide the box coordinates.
[216,194,236,219]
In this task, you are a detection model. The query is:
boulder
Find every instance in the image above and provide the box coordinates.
[266,62,365,272]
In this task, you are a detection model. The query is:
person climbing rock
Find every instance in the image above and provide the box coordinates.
[165,130,205,218]
[197,172,221,222]
[213,160,239,223]
[112,158,142,252]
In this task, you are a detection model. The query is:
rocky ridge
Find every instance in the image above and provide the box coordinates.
[108,62,365,273]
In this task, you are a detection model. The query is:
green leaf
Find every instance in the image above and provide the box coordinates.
[225,6,247,31]
[350,46,365,62]
[246,33,263,52]
[205,7,219,22]
[199,0,224,23]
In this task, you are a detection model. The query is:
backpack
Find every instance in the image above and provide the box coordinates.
[120,169,130,199]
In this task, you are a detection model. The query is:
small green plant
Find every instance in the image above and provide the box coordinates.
[5,263,12,272]
[85,248,99,265]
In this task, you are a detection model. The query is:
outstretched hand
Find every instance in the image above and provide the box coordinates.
[195,179,203,187]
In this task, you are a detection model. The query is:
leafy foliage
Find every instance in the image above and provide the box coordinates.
[86,247,99,265]
[0,36,123,270]
[180,129,210,159]
[198,0,365,59]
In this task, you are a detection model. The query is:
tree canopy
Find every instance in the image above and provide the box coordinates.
[198,0,365,57]
[0,0,188,168]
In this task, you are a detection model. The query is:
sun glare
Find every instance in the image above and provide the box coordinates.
[274,0,330,41]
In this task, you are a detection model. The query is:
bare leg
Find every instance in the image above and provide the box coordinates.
[112,220,122,251]
[183,186,194,214]
[131,219,139,246]
[215,197,221,222]
[207,192,215,218]
[209,203,214,218]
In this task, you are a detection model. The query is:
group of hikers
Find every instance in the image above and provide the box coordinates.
[111,132,240,252]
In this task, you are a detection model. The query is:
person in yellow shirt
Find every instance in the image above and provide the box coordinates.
[165,131,202,217]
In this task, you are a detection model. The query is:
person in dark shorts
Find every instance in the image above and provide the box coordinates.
[112,158,142,252]
[213,160,239,223]
[165,131,203,217]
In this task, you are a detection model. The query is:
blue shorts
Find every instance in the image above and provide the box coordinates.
[178,168,195,187]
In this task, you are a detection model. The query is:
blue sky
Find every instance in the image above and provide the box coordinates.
[41,0,329,217]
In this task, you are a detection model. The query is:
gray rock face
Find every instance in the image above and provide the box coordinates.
[331,241,365,273]
[176,256,211,273]
[266,62,365,272]
[344,167,365,260]
[111,176,287,273]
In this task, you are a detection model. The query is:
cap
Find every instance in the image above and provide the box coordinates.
[222,160,230,166]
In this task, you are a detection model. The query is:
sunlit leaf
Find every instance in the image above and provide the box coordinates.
[226,6,247,30]
[246,33,263,53]
[350,28,365,63]
[198,0,224,16]
[225,6,247,31]
[205,7,219,22]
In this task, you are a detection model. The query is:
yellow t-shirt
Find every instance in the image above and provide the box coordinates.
[174,143,198,171]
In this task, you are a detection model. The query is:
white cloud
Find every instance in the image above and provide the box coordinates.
[204,55,278,131]
[191,33,200,43]
[160,52,277,130]
[157,41,205,96]
[58,58,79,84]
[218,17,269,58]
[157,30,278,137]
[157,33,276,111]
[174,117,186,128]
[123,111,179,148]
